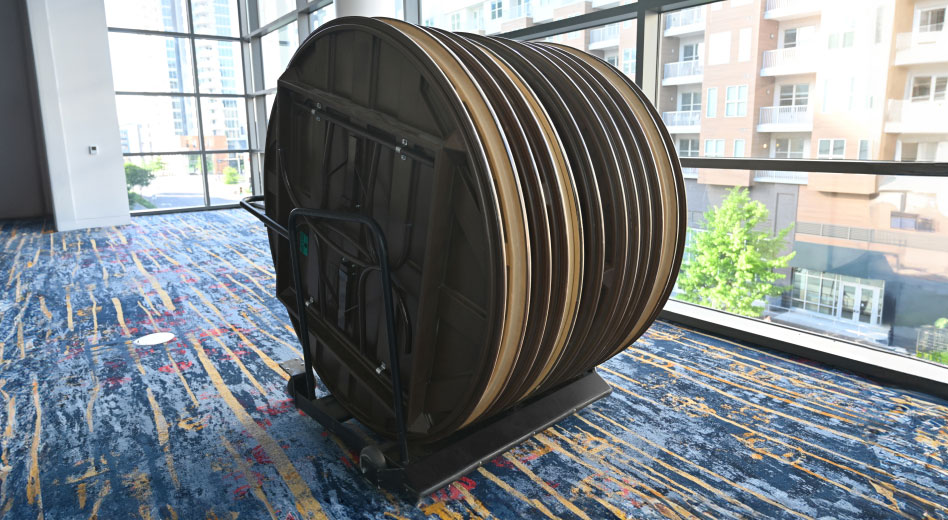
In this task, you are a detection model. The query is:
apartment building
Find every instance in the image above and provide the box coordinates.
[420,0,948,355]
[660,0,948,354]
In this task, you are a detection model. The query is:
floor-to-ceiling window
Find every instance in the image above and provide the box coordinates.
[106,0,251,212]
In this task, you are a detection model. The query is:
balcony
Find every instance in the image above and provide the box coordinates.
[588,23,619,50]
[760,46,817,76]
[662,60,703,86]
[661,110,701,133]
[754,170,809,184]
[763,0,821,20]
[664,6,705,37]
[757,105,813,132]
[885,100,948,134]
[894,31,948,66]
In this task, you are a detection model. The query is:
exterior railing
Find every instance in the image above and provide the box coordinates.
[664,6,704,31]
[661,110,701,127]
[761,46,816,70]
[764,0,820,16]
[663,60,703,79]
[796,221,948,252]
[754,170,809,184]
[589,23,619,44]
[758,105,812,126]
[887,99,948,127]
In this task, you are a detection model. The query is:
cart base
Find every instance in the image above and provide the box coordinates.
[285,368,612,499]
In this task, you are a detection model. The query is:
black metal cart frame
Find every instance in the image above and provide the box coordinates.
[241,187,611,499]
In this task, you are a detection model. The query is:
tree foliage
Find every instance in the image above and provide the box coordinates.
[125,163,155,190]
[223,166,240,185]
[124,160,161,210]
[675,187,796,318]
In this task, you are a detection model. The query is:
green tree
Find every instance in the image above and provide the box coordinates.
[676,187,796,318]
[223,166,240,185]
[125,162,157,209]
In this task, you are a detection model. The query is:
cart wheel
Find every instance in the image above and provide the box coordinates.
[359,446,387,473]
[285,378,297,398]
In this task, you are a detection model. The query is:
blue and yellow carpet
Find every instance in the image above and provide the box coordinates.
[0,209,946,519]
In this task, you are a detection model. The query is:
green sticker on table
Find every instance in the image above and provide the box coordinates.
[299,231,309,256]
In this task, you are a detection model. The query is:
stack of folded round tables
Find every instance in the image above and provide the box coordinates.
[262,16,686,445]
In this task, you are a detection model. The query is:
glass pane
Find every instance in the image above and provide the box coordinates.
[310,3,336,32]
[201,97,249,151]
[108,33,194,93]
[207,152,251,204]
[658,2,948,161]
[858,288,875,323]
[422,0,636,37]
[840,285,856,320]
[262,22,300,91]
[673,171,948,366]
[192,0,240,37]
[194,39,244,94]
[125,154,205,210]
[265,93,276,127]
[258,0,296,29]
[117,96,199,154]
[105,0,189,32]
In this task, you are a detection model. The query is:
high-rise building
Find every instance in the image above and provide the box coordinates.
[655,0,948,354]
[421,0,948,356]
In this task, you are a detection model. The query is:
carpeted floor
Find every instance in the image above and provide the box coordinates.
[0,209,946,519]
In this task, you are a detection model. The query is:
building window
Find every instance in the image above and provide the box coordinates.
[606,54,618,67]
[490,0,503,20]
[680,91,701,112]
[910,75,947,102]
[622,48,636,76]
[828,30,855,49]
[919,7,946,32]
[818,139,846,159]
[791,269,885,325]
[704,139,725,157]
[725,85,747,117]
[784,28,797,48]
[891,211,935,231]
[450,13,461,30]
[858,139,870,160]
[779,84,809,106]
[706,87,717,118]
[682,42,701,62]
[709,31,730,65]
[733,139,746,157]
[773,137,805,158]
[678,138,699,157]
[738,27,751,62]
[423,17,435,26]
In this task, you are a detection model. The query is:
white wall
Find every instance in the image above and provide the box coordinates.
[25,0,130,231]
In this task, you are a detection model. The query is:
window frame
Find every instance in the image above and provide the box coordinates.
[918,6,946,32]
[817,138,846,159]
[724,84,747,117]
[230,0,948,399]
[107,0,252,212]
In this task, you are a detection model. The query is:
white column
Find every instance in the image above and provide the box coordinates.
[24,0,130,231]
[335,0,398,18]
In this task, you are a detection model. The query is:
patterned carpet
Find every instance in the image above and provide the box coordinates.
[1,209,947,519]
